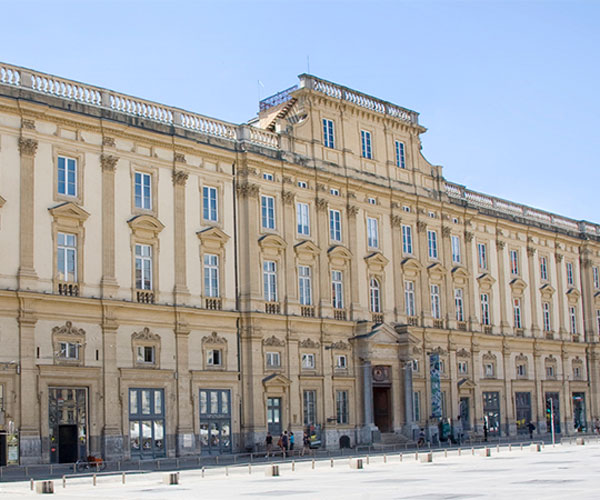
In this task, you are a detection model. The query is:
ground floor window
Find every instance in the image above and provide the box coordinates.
[459,397,470,430]
[48,387,88,464]
[129,388,165,459]
[572,392,586,432]
[482,391,501,436]
[336,390,349,424]
[515,392,532,434]
[303,390,317,426]
[199,389,231,454]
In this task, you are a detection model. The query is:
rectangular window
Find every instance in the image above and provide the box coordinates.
[360,130,372,159]
[329,209,342,241]
[302,353,315,369]
[303,390,316,425]
[323,119,335,148]
[402,225,413,254]
[569,306,577,334]
[543,302,551,332]
[298,265,312,306]
[336,355,347,369]
[510,250,519,275]
[430,284,441,319]
[517,364,527,377]
[458,361,468,375]
[593,267,600,289]
[405,280,415,317]
[395,140,406,168]
[481,293,490,325]
[58,156,77,196]
[207,349,222,366]
[573,366,582,379]
[330,188,340,196]
[296,202,310,236]
[546,365,555,378]
[513,298,522,328]
[455,288,464,322]
[298,181,308,189]
[134,171,152,210]
[413,391,421,421]
[478,243,487,269]
[202,186,218,222]
[540,257,548,281]
[597,310,600,334]
[135,244,152,290]
[332,270,344,309]
[263,173,274,181]
[57,232,77,282]
[485,363,495,377]
[367,217,379,248]
[203,254,219,297]
[451,235,461,263]
[59,341,80,360]
[263,260,278,302]
[266,351,281,368]
[136,345,155,364]
[261,195,276,229]
[336,390,349,424]
[566,262,574,286]
[427,230,438,259]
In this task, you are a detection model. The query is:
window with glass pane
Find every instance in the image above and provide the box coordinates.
[413,391,421,421]
[370,278,381,313]
[395,140,406,168]
[57,232,77,281]
[481,293,490,325]
[451,235,461,263]
[458,361,468,374]
[427,230,438,259]
[207,349,222,366]
[513,298,522,328]
[543,302,551,331]
[566,262,574,286]
[266,352,281,368]
[540,257,548,281]
[136,345,155,364]
[134,171,152,210]
[569,306,577,334]
[405,280,415,316]
[478,243,487,269]
[332,270,344,309]
[323,119,335,148]
[402,225,412,254]
[296,202,310,236]
[329,209,341,241]
[263,260,277,302]
[360,130,372,159]
[593,267,599,289]
[430,284,441,319]
[58,156,77,196]
[298,265,312,306]
[336,390,349,424]
[261,195,275,229]
[59,341,79,359]
[203,186,218,221]
[303,390,316,425]
[510,250,519,275]
[135,244,152,290]
[302,353,315,369]
[204,254,219,297]
[455,288,464,321]
[367,217,379,248]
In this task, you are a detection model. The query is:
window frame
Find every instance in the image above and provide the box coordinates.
[323,118,335,149]
[57,155,78,198]
[266,351,281,369]
[370,277,381,313]
[301,353,316,370]
[543,302,551,332]
[303,389,317,425]
[57,232,78,282]
[481,293,491,325]
[296,202,310,236]
[134,171,153,211]
[331,270,344,310]
[395,140,406,168]
[510,249,520,275]
[329,209,342,242]
[566,262,574,286]
[513,298,522,329]
[207,348,222,367]
[427,230,438,259]
[203,253,220,298]
[263,260,278,302]
[298,265,312,306]
[454,288,464,322]
[478,243,488,270]
[430,284,441,319]
[405,280,416,317]
[202,185,219,222]
[135,243,153,291]
[540,256,548,281]
[402,225,413,254]
[367,216,379,248]
[451,235,461,263]
[360,129,373,159]
[336,390,349,424]
[260,195,276,230]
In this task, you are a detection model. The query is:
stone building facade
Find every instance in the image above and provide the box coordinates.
[0,63,599,465]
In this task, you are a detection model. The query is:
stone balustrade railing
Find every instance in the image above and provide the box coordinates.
[445,181,600,238]
[299,74,420,126]
[0,62,277,148]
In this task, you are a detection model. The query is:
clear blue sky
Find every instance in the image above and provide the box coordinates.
[2,0,598,222]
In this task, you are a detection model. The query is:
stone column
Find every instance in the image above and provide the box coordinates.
[471,340,483,433]
[555,253,567,338]
[175,322,194,455]
[464,231,476,329]
[361,361,376,442]
[236,179,260,310]
[533,343,545,432]
[282,191,296,312]
[347,205,361,320]
[18,308,40,464]
[502,341,516,436]
[316,198,331,316]
[172,169,190,303]
[390,214,404,322]
[495,239,510,334]
[100,153,119,298]
[441,226,453,329]
[448,345,459,421]
[417,221,430,327]
[526,245,540,336]
[580,251,595,342]
[17,137,39,290]
[101,312,122,460]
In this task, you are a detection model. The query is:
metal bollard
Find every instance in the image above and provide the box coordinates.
[93,474,97,486]
[415,452,418,461]
[471,447,475,456]
[366,455,370,465]
[444,449,447,458]
[312,459,315,470]
[509,443,512,451]
[249,463,252,475]
[62,475,66,488]
[384,454,387,463]
[292,461,295,471]
[216,456,219,464]
[496,445,500,453]
[400,453,403,462]
[520,443,523,451]
[157,460,161,470]
[225,466,229,477]
[122,472,126,484]
[30,478,34,491]
[201,466,205,478]
[330,458,334,468]
[458,448,461,456]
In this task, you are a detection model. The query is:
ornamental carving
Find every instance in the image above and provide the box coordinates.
[316,198,328,212]
[202,331,227,345]
[316,183,327,192]
[555,253,563,263]
[430,346,447,355]
[100,154,118,172]
[527,246,536,257]
[22,119,35,130]
[390,214,402,228]
[515,353,528,363]
[283,175,293,184]
[581,258,592,269]
[416,221,427,233]
[545,355,557,364]
[237,166,257,178]
[441,226,451,238]
[495,239,506,250]
[372,365,391,383]
[330,341,349,351]
[391,202,400,209]
[263,335,285,347]
[464,231,474,243]
[236,181,259,198]
[300,338,320,348]
[482,351,497,361]
[172,170,189,186]
[18,137,38,156]
[52,321,86,338]
[131,327,160,342]
[412,346,423,355]
[102,136,116,147]
[456,348,470,358]
[347,205,359,218]
[282,191,295,205]
[174,152,186,164]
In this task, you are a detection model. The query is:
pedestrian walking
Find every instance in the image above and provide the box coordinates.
[265,431,273,457]
[282,431,289,457]
[301,431,310,456]
[454,416,463,446]
[527,421,535,440]
[289,431,295,454]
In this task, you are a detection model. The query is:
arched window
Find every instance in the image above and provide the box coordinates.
[370,278,381,313]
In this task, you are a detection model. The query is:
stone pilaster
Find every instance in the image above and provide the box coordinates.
[417,221,430,327]
[502,341,516,436]
[464,231,476,329]
[579,250,595,342]
[526,245,540,336]
[175,321,194,456]
[172,169,190,303]
[236,179,260,311]
[17,137,39,290]
[316,198,331,317]
[390,213,404,322]
[495,239,510,333]
[441,226,452,328]
[101,311,123,460]
[100,154,119,298]
[555,253,567,337]
[282,190,296,312]
[347,204,361,320]
[533,343,545,432]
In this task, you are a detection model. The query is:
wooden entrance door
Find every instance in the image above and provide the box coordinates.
[373,387,391,432]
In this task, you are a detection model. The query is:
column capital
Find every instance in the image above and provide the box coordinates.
[390,214,402,228]
[172,170,189,186]
[18,137,38,157]
[527,246,536,257]
[100,154,119,172]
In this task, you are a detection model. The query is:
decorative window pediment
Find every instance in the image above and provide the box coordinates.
[477,273,496,291]
[131,327,161,368]
[197,226,230,250]
[330,340,350,351]
[259,233,286,252]
[540,283,556,299]
[294,240,320,261]
[262,373,292,388]
[364,251,389,272]
[456,348,470,358]
[52,321,86,366]
[49,201,90,227]
[430,346,447,355]
[328,245,352,266]
[427,262,446,279]
[263,335,285,347]
[202,332,228,370]
[515,353,528,363]
[482,351,497,361]
[127,214,165,239]
[202,331,227,345]
[451,265,470,285]
[566,288,581,303]
[509,277,528,295]
[300,338,320,349]
[401,257,422,278]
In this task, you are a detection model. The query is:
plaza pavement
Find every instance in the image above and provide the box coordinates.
[1,441,599,499]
